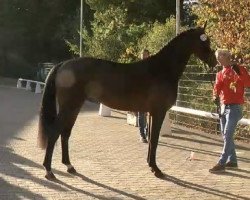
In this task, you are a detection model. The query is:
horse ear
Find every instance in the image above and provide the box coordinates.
[203,21,207,30]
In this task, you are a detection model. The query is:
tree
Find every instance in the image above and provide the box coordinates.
[67,0,177,62]
[193,0,250,64]
[0,0,178,78]
[138,17,176,55]
[86,0,176,23]
[0,0,83,78]
[67,4,149,62]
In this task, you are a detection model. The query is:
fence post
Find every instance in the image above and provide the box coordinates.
[25,81,31,91]
[160,111,172,136]
[127,112,138,126]
[98,103,111,117]
[17,78,22,88]
[35,83,42,93]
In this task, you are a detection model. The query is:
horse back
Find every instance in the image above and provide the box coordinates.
[55,57,178,112]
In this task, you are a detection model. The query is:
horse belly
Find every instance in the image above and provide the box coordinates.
[100,94,149,112]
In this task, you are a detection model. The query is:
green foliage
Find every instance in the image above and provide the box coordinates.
[66,1,177,63]
[86,0,175,23]
[75,5,149,61]
[67,12,178,64]
[0,0,176,77]
[193,0,250,64]
[138,17,176,55]
[0,0,81,78]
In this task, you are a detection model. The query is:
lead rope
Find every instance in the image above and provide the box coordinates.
[148,113,151,141]
[186,63,220,161]
[204,63,221,118]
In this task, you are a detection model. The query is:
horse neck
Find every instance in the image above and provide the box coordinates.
[153,35,193,80]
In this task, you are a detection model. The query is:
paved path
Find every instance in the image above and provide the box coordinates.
[0,85,250,200]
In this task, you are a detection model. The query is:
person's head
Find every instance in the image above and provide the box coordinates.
[140,49,150,60]
[215,49,232,66]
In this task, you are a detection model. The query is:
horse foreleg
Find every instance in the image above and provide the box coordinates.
[43,133,60,180]
[147,110,166,178]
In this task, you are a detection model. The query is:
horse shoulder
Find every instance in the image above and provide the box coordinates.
[147,80,178,106]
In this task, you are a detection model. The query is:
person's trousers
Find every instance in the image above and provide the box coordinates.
[219,104,242,165]
[138,112,147,138]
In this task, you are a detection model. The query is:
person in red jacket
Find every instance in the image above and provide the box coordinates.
[209,49,250,173]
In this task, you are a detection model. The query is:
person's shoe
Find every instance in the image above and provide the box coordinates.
[140,136,148,143]
[209,163,225,173]
[225,161,238,168]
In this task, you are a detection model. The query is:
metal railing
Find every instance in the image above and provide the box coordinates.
[16,78,45,94]
[170,65,250,141]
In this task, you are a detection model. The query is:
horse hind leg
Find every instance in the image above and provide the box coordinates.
[43,129,60,180]
[61,127,76,174]
[59,99,84,174]
[43,95,84,180]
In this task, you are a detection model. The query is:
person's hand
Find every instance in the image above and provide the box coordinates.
[232,64,241,75]
[213,96,220,105]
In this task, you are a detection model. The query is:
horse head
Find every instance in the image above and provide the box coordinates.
[191,24,217,69]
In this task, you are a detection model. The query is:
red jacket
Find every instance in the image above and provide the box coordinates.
[213,65,250,104]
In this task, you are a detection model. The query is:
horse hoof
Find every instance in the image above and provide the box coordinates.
[67,167,77,174]
[45,172,56,180]
[150,167,164,178]
[154,170,165,178]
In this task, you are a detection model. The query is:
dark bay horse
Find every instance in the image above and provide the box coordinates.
[38,25,217,180]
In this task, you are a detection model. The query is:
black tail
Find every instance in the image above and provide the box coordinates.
[38,63,62,149]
